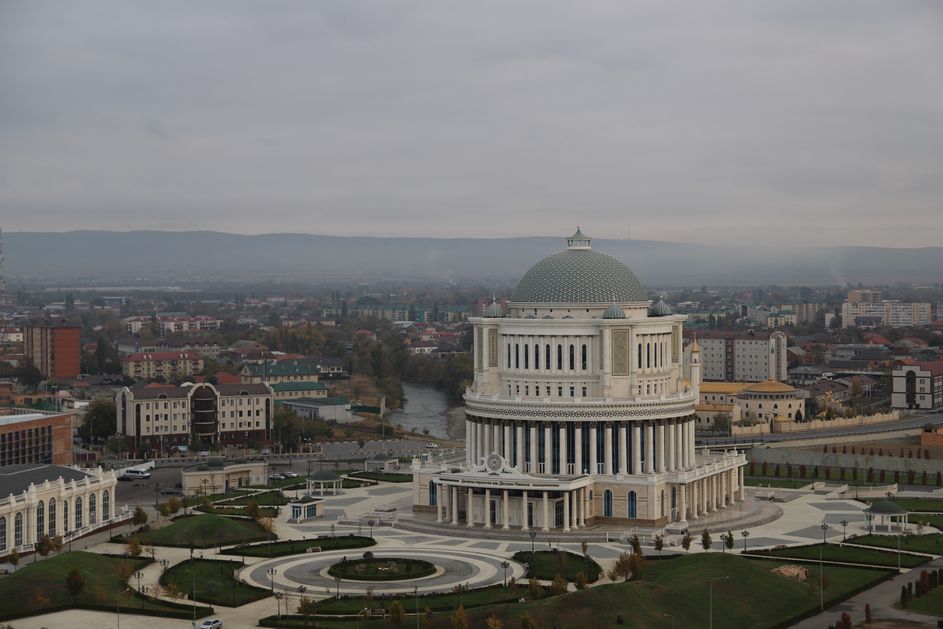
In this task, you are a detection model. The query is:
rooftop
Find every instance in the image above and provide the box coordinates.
[0,464,92,497]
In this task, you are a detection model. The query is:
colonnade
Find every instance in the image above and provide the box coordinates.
[435,485,590,532]
[677,467,745,522]
[465,416,697,476]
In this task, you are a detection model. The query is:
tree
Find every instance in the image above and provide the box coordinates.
[65,568,85,604]
[127,537,142,557]
[8,549,19,572]
[528,577,543,600]
[681,532,692,552]
[613,552,633,582]
[519,613,537,629]
[132,506,148,529]
[166,496,182,516]
[654,534,664,555]
[630,534,643,557]
[702,529,713,551]
[725,530,735,551]
[35,534,53,559]
[245,502,261,522]
[78,400,117,443]
[550,574,568,595]
[451,604,468,629]
[158,503,171,519]
[486,613,504,629]
[628,553,647,580]
[574,571,588,590]
[389,600,406,625]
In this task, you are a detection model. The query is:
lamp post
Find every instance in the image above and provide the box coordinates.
[334,574,342,598]
[821,523,829,545]
[709,576,729,629]
[840,519,848,542]
[368,519,375,540]
[740,530,750,553]
[719,534,728,554]
[267,568,277,594]
[274,591,283,620]
[819,524,828,611]
[500,561,510,587]
[116,586,131,629]
[529,530,537,556]
[133,570,143,592]
[191,565,197,629]
[866,513,874,534]
[414,585,420,629]
[664,613,675,629]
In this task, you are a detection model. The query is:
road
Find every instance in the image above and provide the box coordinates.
[701,412,943,448]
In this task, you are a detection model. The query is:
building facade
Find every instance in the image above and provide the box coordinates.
[24,323,81,380]
[122,351,205,381]
[411,231,745,530]
[0,464,120,559]
[684,330,787,382]
[116,382,273,452]
[841,290,931,329]
[0,411,73,467]
[892,361,943,410]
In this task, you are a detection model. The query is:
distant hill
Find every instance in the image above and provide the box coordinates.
[5,230,943,286]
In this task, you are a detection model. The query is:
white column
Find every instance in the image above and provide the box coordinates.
[543,423,552,474]
[578,487,586,527]
[645,422,655,473]
[515,423,525,469]
[484,488,492,528]
[483,420,491,457]
[494,422,503,457]
[559,424,568,474]
[529,424,538,474]
[679,485,687,523]
[570,490,578,530]
[689,420,697,467]
[466,489,474,527]
[657,420,666,473]
[574,424,583,474]
[465,419,473,466]
[502,490,510,530]
[667,420,676,471]
[617,424,628,475]
[451,486,459,526]
[521,490,529,531]
[436,485,443,523]
[589,423,598,474]
[738,467,745,501]
[563,491,571,532]
[603,423,613,475]
[632,423,641,475]
[504,422,513,461]
[542,491,549,532]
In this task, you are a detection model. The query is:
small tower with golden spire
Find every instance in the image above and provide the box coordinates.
[690,333,701,389]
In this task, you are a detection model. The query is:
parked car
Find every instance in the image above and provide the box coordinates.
[269,473,286,481]
[283,472,299,478]
[120,469,151,480]
[160,488,182,496]
[199,620,223,629]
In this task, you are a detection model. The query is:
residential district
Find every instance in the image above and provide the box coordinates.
[0,229,942,628]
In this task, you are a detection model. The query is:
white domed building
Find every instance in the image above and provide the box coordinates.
[412,230,746,530]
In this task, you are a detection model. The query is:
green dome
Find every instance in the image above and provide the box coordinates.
[511,231,648,304]
[603,303,626,319]
[484,299,505,318]
[649,299,672,316]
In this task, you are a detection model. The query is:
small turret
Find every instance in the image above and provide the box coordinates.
[602,303,626,319]
[484,298,504,318]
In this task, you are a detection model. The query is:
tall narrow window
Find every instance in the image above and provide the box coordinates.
[36,500,45,540]
[545,344,551,369]
[515,344,520,369]
[102,491,110,521]
[557,345,563,370]
[569,345,575,370]
[628,491,638,518]
[49,498,57,536]
[524,344,529,369]
[14,513,22,547]
[581,344,587,370]
[534,344,540,369]
[507,344,511,368]
[0,517,6,551]
[637,344,642,369]
[75,497,83,529]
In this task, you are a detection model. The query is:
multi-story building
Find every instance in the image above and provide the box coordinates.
[892,360,943,410]
[24,323,81,380]
[684,330,787,382]
[240,359,320,385]
[121,316,223,336]
[0,410,73,467]
[122,351,204,381]
[0,464,121,559]
[766,313,797,328]
[412,230,745,530]
[115,382,273,452]
[270,381,328,401]
[841,290,931,329]
[793,303,826,324]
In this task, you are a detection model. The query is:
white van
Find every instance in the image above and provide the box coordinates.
[120,469,151,480]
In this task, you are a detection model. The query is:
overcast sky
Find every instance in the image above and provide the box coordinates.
[1,1,941,246]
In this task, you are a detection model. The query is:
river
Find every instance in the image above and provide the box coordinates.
[388,383,465,441]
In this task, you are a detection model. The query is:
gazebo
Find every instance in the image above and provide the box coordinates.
[307,469,343,496]
[865,500,909,533]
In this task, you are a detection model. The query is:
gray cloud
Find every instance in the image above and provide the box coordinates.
[0,1,941,246]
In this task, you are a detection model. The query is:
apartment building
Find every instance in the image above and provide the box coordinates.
[24,323,81,380]
[685,330,788,382]
[892,360,943,411]
[122,351,204,381]
[0,410,73,466]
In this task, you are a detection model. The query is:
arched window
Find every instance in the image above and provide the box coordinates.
[75,497,83,529]
[48,498,57,536]
[63,499,69,533]
[36,500,45,540]
[628,491,638,519]
[524,344,529,369]
[603,490,613,517]
[581,344,587,370]
[534,344,540,370]
[89,493,97,525]
[671,487,677,510]
[102,491,110,521]
[0,517,5,551]
[428,481,437,506]
[569,345,575,370]
[545,344,551,369]
[557,345,563,370]
[14,513,23,547]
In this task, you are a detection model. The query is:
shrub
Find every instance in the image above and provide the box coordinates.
[701,529,712,552]
[574,571,588,590]
[528,578,543,600]
[550,574,568,595]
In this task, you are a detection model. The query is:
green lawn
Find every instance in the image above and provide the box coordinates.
[221,535,375,558]
[906,579,943,617]
[747,466,943,487]
[511,550,601,582]
[251,477,306,490]
[913,514,943,530]
[315,583,535,615]
[447,553,890,629]
[0,551,213,621]
[894,498,943,513]
[747,542,928,568]
[350,471,413,483]
[159,558,269,607]
[745,477,812,489]
[201,505,278,518]
[183,489,250,507]
[852,533,943,555]
[223,490,290,506]
[328,557,435,581]
[115,514,274,548]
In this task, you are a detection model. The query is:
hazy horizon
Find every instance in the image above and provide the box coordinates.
[2,1,942,247]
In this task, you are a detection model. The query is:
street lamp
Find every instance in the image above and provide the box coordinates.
[840,519,848,542]
[529,530,537,556]
[133,570,143,591]
[819,524,829,611]
[740,530,750,553]
[334,574,342,598]
[267,568,277,594]
[709,576,729,629]
[664,613,675,629]
[116,586,131,629]
[413,585,420,629]
[821,523,829,545]
[368,519,376,539]
[500,561,510,587]
[866,513,874,534]
[274,591,283,620]
[719,534,728,554]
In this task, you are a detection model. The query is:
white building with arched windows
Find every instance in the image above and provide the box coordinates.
[412,230,746,530]
[0,464,122,559]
